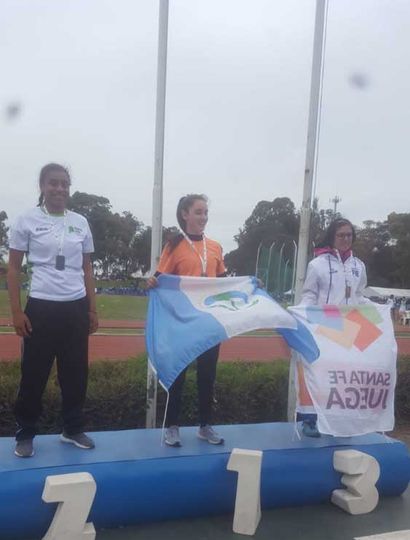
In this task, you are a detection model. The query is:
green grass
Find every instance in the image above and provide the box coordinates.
[0,290,148,321]
[96,295,147,320]
[95,279,141,288]
[0,290,27,318]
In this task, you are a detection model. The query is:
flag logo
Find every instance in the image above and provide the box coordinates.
[203,290,259,311]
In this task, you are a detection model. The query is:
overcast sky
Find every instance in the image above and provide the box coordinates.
[1,0,409,253]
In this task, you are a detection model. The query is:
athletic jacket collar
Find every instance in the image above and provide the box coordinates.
[314,246,353,263]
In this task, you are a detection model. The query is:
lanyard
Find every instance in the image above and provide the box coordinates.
[182,231,207,276]
[41,206,67,256]
[335,249,352,302]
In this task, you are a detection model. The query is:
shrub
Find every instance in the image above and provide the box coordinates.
[395,358,410,420]
[0,357,409,436]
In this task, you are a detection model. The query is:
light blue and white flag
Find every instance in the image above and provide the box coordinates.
[146,274,319,390]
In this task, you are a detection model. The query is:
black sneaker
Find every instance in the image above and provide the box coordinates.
[60,432,95,449]
[15,439,34,458]
[302,420,321,438]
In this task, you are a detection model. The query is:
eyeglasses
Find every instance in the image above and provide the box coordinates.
[336,233,353,239]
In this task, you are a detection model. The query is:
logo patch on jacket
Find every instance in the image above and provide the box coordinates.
[68,226,82,234]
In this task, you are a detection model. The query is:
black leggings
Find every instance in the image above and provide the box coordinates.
[165,345,220,427]
[14,297,89,441]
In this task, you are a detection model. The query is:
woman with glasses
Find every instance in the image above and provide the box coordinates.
[297,218,368,436]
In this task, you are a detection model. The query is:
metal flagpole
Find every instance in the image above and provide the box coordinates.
[287,0,328,421]
[146,0,169,428]
[291,240,297,305]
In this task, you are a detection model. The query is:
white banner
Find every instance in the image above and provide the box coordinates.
[290,304,397,437]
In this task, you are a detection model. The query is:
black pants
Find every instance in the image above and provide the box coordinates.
[165,345,220,427]
[296,412,317,423]
[14,297,89,441]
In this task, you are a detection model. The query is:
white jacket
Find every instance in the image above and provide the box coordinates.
[301,251,368,306]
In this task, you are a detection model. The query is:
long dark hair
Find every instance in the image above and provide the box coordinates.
[318,218,356,249]
[168,194,208,251]
[37,163,71,206]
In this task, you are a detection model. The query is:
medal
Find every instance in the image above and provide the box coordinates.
[42,205,67,271]
[182,231,207,276]
[56,255,66,271]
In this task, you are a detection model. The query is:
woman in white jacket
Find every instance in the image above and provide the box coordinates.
[298,218,369,436]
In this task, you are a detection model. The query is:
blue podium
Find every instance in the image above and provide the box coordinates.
[0,423,409,539]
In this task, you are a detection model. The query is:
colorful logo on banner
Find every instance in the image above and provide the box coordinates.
[305,304,383,355]
[293,304,396,434]
[203,291,259,311]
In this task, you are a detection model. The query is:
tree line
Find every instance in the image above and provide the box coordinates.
[225,197,410,288]
[0,193,409,288]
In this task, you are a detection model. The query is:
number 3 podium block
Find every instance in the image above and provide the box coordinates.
[332,449,381,515]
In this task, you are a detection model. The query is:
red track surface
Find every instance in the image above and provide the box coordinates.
[1,321,410,361]
[0,334,291,362]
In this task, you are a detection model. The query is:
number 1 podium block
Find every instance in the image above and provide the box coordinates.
[227,448,263,535]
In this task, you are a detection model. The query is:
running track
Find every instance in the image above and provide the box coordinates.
[1,319,410,361]
[0,334,291,362]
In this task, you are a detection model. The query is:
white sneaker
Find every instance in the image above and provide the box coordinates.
[197,425,224,445]
[165,425,181,447]
[60,432,95,449]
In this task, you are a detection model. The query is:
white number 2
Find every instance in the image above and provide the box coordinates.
[42,472,97,540]
[332,449,380,515]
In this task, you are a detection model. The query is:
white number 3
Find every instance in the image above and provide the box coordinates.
[332,449,380,515]
[42,472,96,540]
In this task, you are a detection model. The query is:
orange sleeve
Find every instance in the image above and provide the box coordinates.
[157,243,175,274]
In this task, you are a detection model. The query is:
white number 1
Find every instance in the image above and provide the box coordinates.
[227,448,263,536]
[42,472,96,540]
